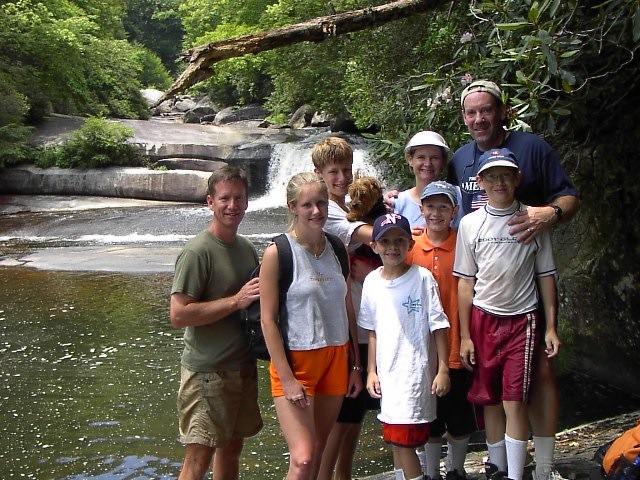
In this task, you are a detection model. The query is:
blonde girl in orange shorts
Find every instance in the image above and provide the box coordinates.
[259,172,363,480]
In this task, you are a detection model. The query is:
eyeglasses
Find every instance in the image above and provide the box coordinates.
[481,172,516,183]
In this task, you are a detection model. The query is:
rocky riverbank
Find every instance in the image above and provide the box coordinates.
[0,114,327,201]
[364,410,640,480]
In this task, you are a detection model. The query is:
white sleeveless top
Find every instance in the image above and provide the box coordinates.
[283,234,349,350]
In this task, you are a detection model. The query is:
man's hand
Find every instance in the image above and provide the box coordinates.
[234,277,260,310]
[460,338,476,371]
[383,189,399,213]
[508,206,557,244]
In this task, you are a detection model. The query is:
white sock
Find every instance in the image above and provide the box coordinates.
[505,434,528,480]
[395,468,405,480]
[533,435,555,478]
[487,438,507,472]
[407,475,425,480]
[425,441,442,478]
[416,448,428,474]
[448,435,470,473]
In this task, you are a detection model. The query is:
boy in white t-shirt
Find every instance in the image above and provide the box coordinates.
[454,148,560,480]
[359,213,451,480]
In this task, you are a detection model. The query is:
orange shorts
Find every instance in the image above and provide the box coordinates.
[382,422,431,448]
[270,343,349,397]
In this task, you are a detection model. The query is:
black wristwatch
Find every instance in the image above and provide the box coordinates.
[551,204,563,221]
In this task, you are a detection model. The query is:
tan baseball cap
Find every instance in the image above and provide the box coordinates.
[460,80,502,107]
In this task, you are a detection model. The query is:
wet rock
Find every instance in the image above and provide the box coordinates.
[154,158,226,172]
[213,104,269,125]
[0,165,210,202]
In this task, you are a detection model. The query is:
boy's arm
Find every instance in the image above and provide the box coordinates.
[458,277,476,371]
[352,223,373,245]
[432,328,451,397]
[537,274,560,357]
[366,330,381,398]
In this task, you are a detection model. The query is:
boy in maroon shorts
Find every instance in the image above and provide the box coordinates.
[453,148,560,480]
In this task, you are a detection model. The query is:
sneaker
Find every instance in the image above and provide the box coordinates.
[484,462,508,480]
[532,468,565,480]
[445,470,468,480]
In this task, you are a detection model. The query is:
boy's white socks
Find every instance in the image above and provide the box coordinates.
[425,441,442,478]
[505,434,528,480]
[394,468,405,480]
[532,435,556,479]
[448,435,470,473]
[486,438,507,472]
[416,448,428,474]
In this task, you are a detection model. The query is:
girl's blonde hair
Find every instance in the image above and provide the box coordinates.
[286,172,327,230]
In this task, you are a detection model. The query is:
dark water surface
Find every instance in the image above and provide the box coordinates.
[0,270,392,479]
[0,200,393,479]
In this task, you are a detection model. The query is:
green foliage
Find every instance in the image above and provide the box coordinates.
[122,0,184,74]
[40,116,142,168]
[0,0,152,121]
[132,43,173,89]
[0,124,34,168]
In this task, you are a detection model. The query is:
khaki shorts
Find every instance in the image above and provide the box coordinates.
[177,365,263,448]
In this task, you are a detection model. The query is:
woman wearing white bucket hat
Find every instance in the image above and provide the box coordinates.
[392,131,463,230]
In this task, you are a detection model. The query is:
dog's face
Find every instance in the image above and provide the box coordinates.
[347,177,384,223]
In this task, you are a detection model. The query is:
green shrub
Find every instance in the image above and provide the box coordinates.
[0,124,34,168]
[52,117,142,168]
[33,146,61,169]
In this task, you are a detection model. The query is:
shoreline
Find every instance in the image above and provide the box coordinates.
[361,409,640,480]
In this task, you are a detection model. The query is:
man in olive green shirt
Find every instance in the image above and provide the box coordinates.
[170,165,262,480]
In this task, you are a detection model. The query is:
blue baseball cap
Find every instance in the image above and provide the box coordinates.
[477,148,519,175]
[372,213,412,241]
[420,181,458,206]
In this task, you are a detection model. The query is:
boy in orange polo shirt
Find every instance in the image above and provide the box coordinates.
[407,181,476,480]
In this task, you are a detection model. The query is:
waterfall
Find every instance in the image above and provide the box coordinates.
[247,136,378,212]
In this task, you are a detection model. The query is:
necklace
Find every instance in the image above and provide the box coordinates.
[291,230,325,258]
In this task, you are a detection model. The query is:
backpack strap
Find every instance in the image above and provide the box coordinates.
[325,232,350,281]
[272,233,294,294]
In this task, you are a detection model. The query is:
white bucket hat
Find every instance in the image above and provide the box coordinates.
[404,131,450,153]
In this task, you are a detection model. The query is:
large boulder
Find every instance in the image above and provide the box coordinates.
[213,104,269,125]
[140,88,164,107]
[0,165,211,202]
[289,104,315,129]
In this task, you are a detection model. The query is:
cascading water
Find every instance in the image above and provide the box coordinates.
[248,135,378,211]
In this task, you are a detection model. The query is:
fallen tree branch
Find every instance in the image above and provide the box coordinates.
[157,0,451,104]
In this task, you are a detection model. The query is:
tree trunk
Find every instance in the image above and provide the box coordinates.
[157,0,451,104]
